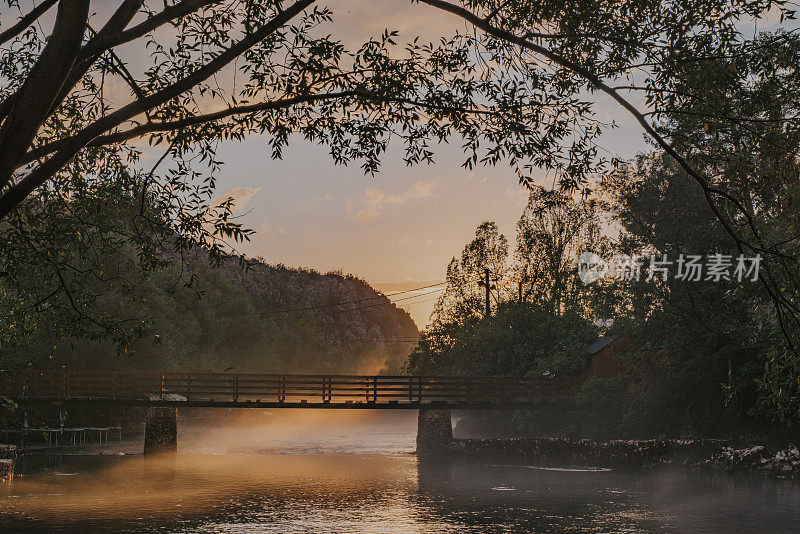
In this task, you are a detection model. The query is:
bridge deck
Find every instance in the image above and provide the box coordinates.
[0,370,579,409]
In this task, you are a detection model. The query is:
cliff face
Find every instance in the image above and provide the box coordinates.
[218,259,420,374]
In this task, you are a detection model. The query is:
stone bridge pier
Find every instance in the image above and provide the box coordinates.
[144,407,177,455]
[416,409,453,457]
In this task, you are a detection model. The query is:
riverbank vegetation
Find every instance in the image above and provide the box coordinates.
[0,1,798,442]
[0,180,417,375]
[406,155,798,441]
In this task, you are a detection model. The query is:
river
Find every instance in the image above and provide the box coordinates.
[1,410,798,533]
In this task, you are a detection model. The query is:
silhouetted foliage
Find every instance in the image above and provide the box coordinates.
[404,301,596,378]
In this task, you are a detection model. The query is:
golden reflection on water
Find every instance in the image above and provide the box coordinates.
[1,410,800,533]
[3,454,423,521]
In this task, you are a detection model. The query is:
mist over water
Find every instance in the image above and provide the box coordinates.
[1,410,799,533]
[178,409,418,456]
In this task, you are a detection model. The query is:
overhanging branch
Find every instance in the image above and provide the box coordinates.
[419,0,799,346]
[19,89,562,165]
[0,0,90,190]
[0,0,317,220]
[0,0,59,47]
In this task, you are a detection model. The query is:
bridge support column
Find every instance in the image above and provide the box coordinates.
[144,407,177,455]
[416,409,453,457]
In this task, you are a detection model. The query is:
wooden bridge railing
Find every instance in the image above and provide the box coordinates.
[0,370,581,406]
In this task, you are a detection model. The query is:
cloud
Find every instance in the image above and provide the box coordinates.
[504,184,529,202]
[347,180,437,222]
[294,193,335,211]
[260,222,285,238]
[211,187,261,215]
[388,235,416,249]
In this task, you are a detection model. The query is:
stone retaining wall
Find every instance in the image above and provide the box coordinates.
[697,445,800,478]
[444,437,727,468]
[417,409,729,468]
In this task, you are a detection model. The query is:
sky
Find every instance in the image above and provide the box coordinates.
[207,119,646,327]
[165,0,652,327]
[3,0,785,327]
[25,0,665,327]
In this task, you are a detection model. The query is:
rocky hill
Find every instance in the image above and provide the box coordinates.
[217,258,420,373]
[7,249,419,375]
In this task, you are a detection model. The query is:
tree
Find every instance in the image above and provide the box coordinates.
[596,153,784,433]
[514,186,603,313]
[0,0,611,344]
[404,301,596,378]
[418,1,800,421]
[1,171,169,348]
[432,221,508,323]
[415,0,800,356]
[5,0,797,222]
[432,190,605,324]
[412,196,600,381]
[2,0,799,352]
[0,0,613,216]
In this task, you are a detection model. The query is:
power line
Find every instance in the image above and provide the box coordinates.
[299,289,443,320]
[304,294,443,326]
[395,295,442,308]
[259,281,445,316]
[222,283,445,321]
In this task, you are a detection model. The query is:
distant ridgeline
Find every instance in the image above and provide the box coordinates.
[6,252,419,375]
[213,255,420,374]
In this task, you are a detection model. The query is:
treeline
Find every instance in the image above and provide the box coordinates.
[1,250,418,376]
[405,153,797,440]
[0,172,417,375]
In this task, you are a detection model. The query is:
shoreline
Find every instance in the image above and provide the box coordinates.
[698,444,800,478]
[427,436,800,478]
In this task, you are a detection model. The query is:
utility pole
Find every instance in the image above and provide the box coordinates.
[478,268,495,317]
[484,268,491,317]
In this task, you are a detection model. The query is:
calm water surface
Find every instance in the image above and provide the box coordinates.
[1,410,798,533]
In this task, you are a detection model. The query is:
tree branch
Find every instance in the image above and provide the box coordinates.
[0,0,90,190]
[23,91,361,162]
[77,0,223,60]
[0,0,317,220]
[419,0,798,346]
[19,89,559,164]
[0,0,219,122]
[420,0,782,251]
[0,0,59,47]
[43,0,145,120]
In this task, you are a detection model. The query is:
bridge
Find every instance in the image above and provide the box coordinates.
[0,369,582,455]
[0,369,580,409]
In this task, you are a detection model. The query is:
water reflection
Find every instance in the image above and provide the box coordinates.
[0,410,798,533]
[415,459,800,533]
